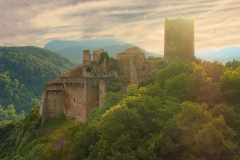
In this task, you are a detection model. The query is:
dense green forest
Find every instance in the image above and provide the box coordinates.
[1,59,240,160]
[0,46,78,115]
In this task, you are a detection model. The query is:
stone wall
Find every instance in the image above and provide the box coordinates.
[62,78,87,121]
[45,90,63,119]
[164,16,194,63]
[99,80,106,108]
[117,47,148,76]
[40,46,154,125]
[83,50,91,65]
[85,78,99,120]
[93,49,104,63]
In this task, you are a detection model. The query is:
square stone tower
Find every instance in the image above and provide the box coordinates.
[164,16,194,63]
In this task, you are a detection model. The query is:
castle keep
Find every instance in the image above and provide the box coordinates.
[39,47,152,125]
[164,16,194,63]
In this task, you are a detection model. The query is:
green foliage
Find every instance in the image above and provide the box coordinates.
[108,57,119,72]
[220,66,240,103]
[154,60,194,86]
[148,56,167,69]
[0,104,25,125]
[110,80,124,87]
[40,115,67,130]
[0,46,77,114]
[200,60,225,82]
[0,121,20,159]
[225,59,240,70]
[0,71,37,113]
[2,59,240,159]
[98,52,110,66]
[88,91,124,124]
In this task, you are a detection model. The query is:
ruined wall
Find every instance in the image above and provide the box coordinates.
[117,47,148,76]
[164,16,194,63]
[83,50,91,66]
[41,46,155,125]
[86,78,99,120]
[99,80,106,107]
[130,60,138,84]
[93,49,104,63]
[99,58,108,73]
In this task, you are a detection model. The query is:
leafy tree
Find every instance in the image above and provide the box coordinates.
[0,121,20,159]
[0,104,25,125]
[89,105,143,159]
[220,67,240,103]
[200,60,225,82]
[225,59,240,70]
[0,46,77,114]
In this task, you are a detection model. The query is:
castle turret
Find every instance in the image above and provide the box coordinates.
[83,50,91,65]
[164,16,194,63]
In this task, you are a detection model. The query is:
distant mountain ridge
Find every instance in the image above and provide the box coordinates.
[44,39,126,51]
[44,39,163,63]
[196,46,240,64]
[44,39,240,64]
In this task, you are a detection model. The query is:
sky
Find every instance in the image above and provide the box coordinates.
[1,0,240,54]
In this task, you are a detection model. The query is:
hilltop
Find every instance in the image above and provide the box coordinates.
[1,59,240,159]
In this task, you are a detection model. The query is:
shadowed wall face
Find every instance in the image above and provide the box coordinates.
[164,17,194,63]
[45,90,63,119]
[83,50,91,66]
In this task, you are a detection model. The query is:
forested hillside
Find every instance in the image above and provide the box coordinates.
[0,46,78,115]
[1,59,240,160]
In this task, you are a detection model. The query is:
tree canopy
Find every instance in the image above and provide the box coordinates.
[1,59,240,160]
[0,46,77,115]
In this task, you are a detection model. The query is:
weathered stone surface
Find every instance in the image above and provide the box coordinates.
[93,49,104,63]
[40,47,157,125]
[164,16,194,63]
[83,50,91,66]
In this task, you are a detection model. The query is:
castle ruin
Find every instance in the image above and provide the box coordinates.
[164,16,194,63]
[39,47,153,125]
[117,47,151,84]
[39,16,195,125]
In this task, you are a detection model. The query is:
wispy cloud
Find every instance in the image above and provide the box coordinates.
[0,0,240,54]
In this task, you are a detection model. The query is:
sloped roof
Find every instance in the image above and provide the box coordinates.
[46,65,83,85]
[61,65,83,77]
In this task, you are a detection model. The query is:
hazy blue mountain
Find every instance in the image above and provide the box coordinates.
[56,43,163,63]
[45,40,239,64]
[196,46,240,64]
[44,39,126,51]
[44,40,163,63]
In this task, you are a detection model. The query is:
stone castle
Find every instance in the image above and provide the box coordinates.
[40,17,195,125]
[39,47,153,125]
[164,16,194,63]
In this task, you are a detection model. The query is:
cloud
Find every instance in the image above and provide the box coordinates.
[0,0,240,54]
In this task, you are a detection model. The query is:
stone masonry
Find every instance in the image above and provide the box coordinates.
[164,16,194,63]
[39,47,153,125]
